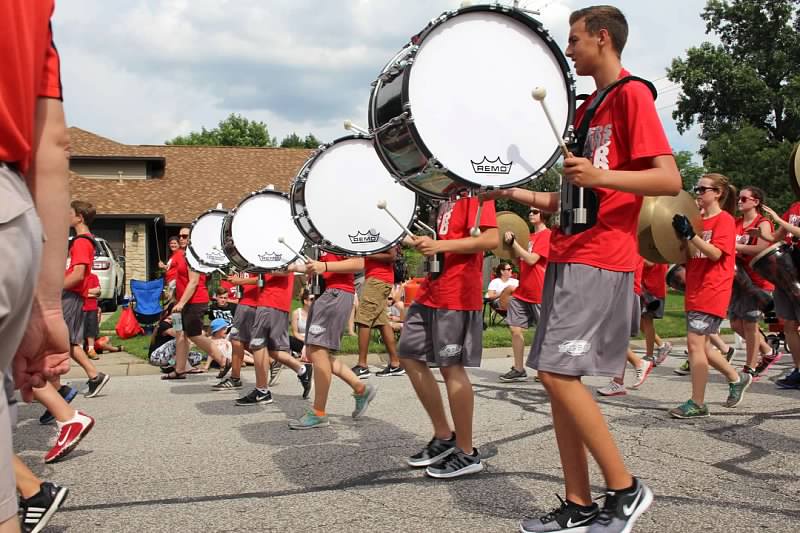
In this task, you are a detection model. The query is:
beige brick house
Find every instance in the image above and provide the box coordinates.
[68,127,314,289]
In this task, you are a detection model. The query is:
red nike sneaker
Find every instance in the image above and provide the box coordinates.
[44,411,95,464]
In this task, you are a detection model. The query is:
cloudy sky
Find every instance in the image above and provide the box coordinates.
[53,0,712,154]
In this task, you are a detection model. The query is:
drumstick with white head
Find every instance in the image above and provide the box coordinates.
[532,86,586,224]
[277,237,311,263]
[470,198,484,237]
[344,120,370,136]
[377,200,416,240]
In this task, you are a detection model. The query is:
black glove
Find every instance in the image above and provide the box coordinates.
[672,214,695,241]
[504,233,515,246]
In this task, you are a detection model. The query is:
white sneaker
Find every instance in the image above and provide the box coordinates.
[631,359,654,389]
[597,380,627,396]
[655,341,673,365]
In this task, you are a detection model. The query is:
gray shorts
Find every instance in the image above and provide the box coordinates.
[0,165,42,522]
[527,263,633,378]
[630,294,641,337]
[397,302,484,368]
[727,288,763,323]
[229,304,256,344]
[62,290,85,345]
[506,297,540,328]
[250,306,290,352]
[305,288,354,352]
[640,290,665,319]
[686,311,723,335]
[773,286,800,322]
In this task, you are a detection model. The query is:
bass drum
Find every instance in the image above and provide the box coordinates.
[221,188,306,272]
[185,246,217,274]
[369,4,575,198]
[290,135,417,255]
[188,208,230,269]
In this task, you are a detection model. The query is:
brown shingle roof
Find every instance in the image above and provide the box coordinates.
[68,127,314,224]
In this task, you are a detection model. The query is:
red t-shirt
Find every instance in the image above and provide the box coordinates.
[415,197,498,311]
[83,273,100,311]
[0,0,62,175]
[174,249,209,304]
[782,202,800,246]
[734,215,774,290]
[189,274,210,305]
[642,262,668,299]
[257,274,294,313]
[549,69,673,271]
[633,256,644,296]
[513,228,551,304]
[685,211,736,318]
[321,253,355,293]
[238,273,261,307]
[165,250,180,283]
[219,279,239,303]
[364,256,395,284]
[66,234,94,296]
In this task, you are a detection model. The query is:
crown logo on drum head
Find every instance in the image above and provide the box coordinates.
[205,250,228,263]
[258,251,283,262]
[348,229,380,244]
[471,156,513,175]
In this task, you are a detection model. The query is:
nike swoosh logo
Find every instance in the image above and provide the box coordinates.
[565,514,595,528]
[56,428,72,447]
[622,489,642,516]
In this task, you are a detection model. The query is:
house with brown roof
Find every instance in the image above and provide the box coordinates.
[68,127,313,288]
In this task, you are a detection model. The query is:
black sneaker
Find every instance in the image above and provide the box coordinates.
[298,363,313,399]
[269,360,283,386]
[212,377,242,390]
[425,447,484,479]
[235,389,273,406]
[725,346,735,363]
[18,481,69,533]
[588,478,653,532]
[407,433,456,467]
[85,373,110,398]
[39,385,78,424]
[375,365,406,377]
[499,367,528,382]
[216,359,232,380]
[520,495,599,532]
[351,365,371,379]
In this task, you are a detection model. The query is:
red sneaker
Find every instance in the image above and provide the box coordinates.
[44,411,95,464]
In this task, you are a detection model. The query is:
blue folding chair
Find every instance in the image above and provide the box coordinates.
[130,278,164,334]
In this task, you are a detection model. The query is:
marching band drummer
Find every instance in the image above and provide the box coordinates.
[754,201,800,389]
[730,186,778,379]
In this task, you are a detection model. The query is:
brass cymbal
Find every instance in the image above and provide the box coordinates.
[637,196,656,235]
[791,143,800,200]
[650,189,703,264]
[638,225,668,264]
[493,211,530,260]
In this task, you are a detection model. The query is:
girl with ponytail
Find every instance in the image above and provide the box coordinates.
[668,173,752,418]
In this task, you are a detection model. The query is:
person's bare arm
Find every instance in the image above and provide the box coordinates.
[64,263,86,290]
[414,228,499,256]
[564,154,682,196]
[307,257,365,275]
[87,287,101,297]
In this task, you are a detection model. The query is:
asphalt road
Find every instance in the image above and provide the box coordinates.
[12,346,799,532]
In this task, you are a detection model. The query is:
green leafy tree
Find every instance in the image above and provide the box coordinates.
[166,113,277,147]
[667,0,800,211]
[303,134,322,149]
[279,132,304,148]
[674,150,707,191]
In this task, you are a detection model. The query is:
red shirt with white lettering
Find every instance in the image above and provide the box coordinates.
[415,197,498,311]
[257,274,294,313]
[549,69,673,271]
[685,211,736,318]
[364,256,395,284]
[734,215,774,290]
[782,202,800,246]
[321,253,354,293]
[238,273,261,307]
[0,0,62,175]
[513,228,550,304]
[66,234,94,296]
[83,273,100,311]
[642,262,668,299]
[219,279,239,303]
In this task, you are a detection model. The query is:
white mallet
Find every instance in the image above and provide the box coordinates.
[377,200,416,239]
[277,237,311,262]
[469,198,485,237]
[532,87,570,159]
[343,120,370,135]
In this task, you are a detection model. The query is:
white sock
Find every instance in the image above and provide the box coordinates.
[256,387,268,394]
[296,365,306,376]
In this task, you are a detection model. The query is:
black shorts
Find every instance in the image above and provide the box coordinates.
[182,303,207,337]
[83,309,99,338]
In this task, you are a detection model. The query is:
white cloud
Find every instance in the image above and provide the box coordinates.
[54,0,711,154]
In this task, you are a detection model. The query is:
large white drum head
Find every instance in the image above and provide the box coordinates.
[186,247,217,274]
[232,193,305,270]
[409,11,571,186]
[189,211,228,267]
[302,138,416,254]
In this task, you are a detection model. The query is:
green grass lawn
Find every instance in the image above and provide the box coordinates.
[105,291,706,359]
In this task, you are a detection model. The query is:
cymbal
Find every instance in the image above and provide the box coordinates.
[493,211,530,260]
[637,196,656,235]
[638,225,667,264]
[650,189,703,264]
[791,143,800,200]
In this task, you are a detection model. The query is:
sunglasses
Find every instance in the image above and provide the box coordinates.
[738,196,755,203]
[692,186,718,195]
[529,209,540,215]
[502,267,513,271]
[179,234,189,239]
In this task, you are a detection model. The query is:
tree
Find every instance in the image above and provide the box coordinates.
[674,150,706,191]
[666,0,800,211]
[280,132,323,148]
[166,113,277,147]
